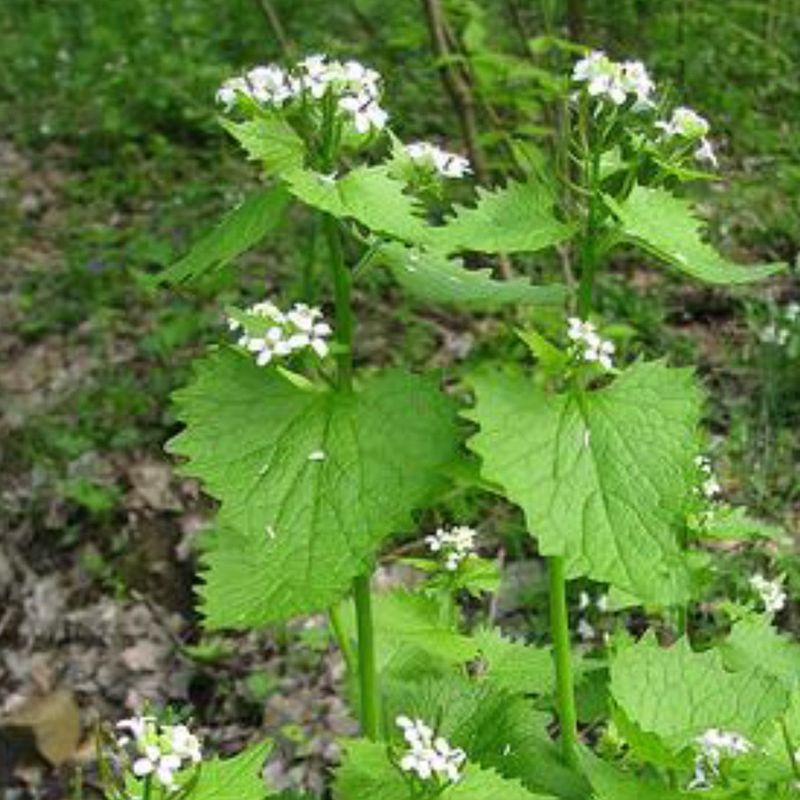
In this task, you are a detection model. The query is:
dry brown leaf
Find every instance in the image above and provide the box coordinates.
[1,688,81,766]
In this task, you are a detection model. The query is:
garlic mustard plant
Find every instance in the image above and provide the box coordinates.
[158,39,793,800]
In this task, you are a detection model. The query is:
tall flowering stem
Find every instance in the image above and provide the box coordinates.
[321,161,379,736]
[548,556,579,769]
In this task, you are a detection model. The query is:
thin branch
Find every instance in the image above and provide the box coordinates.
[422,0,515,278]
[252,0,293,59]
[421,0,488,184]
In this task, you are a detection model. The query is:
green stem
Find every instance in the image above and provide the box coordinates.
[353,573,380,739]
[323,215,353,389]
[548,555,579,769]
[781,718,800,780]
[329,604,357,676]
[577,150,600,319]
[322,205,379,740]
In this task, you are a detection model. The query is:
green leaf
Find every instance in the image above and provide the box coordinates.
[430,180,575,255]
[609,186,786,285]
[377,243,566,309]
[284,166,429,243]
[153,186,291,286]
[610,633,789,752]
[516,329,569,375]
[221,115,305,176]
[472,627,555,696]
[344,590,480,674]
[466,361,701,604]
[720,613,800,691]
[581,750,689,800]
[333,739,554,800]
[169,350,458,626]
[187,741,272,800]
[695,505,788,542]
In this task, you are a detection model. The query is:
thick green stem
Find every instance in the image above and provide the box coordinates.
[577,148,600,320]
[353,573,380,739]
[323,215,353,389]
[548,555,579,769]
[323,211,379,739]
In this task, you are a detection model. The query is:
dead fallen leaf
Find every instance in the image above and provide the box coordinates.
[1,688,81,766]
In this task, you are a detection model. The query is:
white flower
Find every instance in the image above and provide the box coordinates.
[690,728,752,789]
[338,93,388,133]
[396,716,466,784]
[566,317,615,370]
[404,141,472,179]
[156,753,182,786]
[572,50,630,106]
[656,106,710,139]
[759,322,790,346]
[750,573,786,614]
[246,65,294,106]
[216,77,250,109]
[694,454,721,499]
[229,300,331,365]
[694,137,718,168]
[577,618,596,642]
[170,725,202,764]
[116,716,156,746]
[424,525,477,571]
[115,717,203,790]
[620,60,655,107]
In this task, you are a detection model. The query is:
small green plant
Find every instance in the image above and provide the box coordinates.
[140,49,799,799]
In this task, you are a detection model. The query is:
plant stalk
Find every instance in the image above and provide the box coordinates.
[548,555,579,769]
[323,212,379,739]
[353,573,380,739]
[328,604,356,676]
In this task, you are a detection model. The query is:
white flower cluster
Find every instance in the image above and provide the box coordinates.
[572,51,654,108]
[396,716,466,783]
[404,141,471,179]
[694,455,721,500]
[690,728,752,789]
[217,54,388,134]
[566,317,615,370]
[656,107,717,166]
[577,591,609,643]
[749,573,787,614]
[656,107,709,139]
[116,717,202,788]
[572,52,717,168]
[424,524,477,571]
[759,302,800,346]
[229,300,331,366]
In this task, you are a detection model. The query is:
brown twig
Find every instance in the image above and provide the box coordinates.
[252,0,293,59]
[421,0,488,184]
[421,0,514,279]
